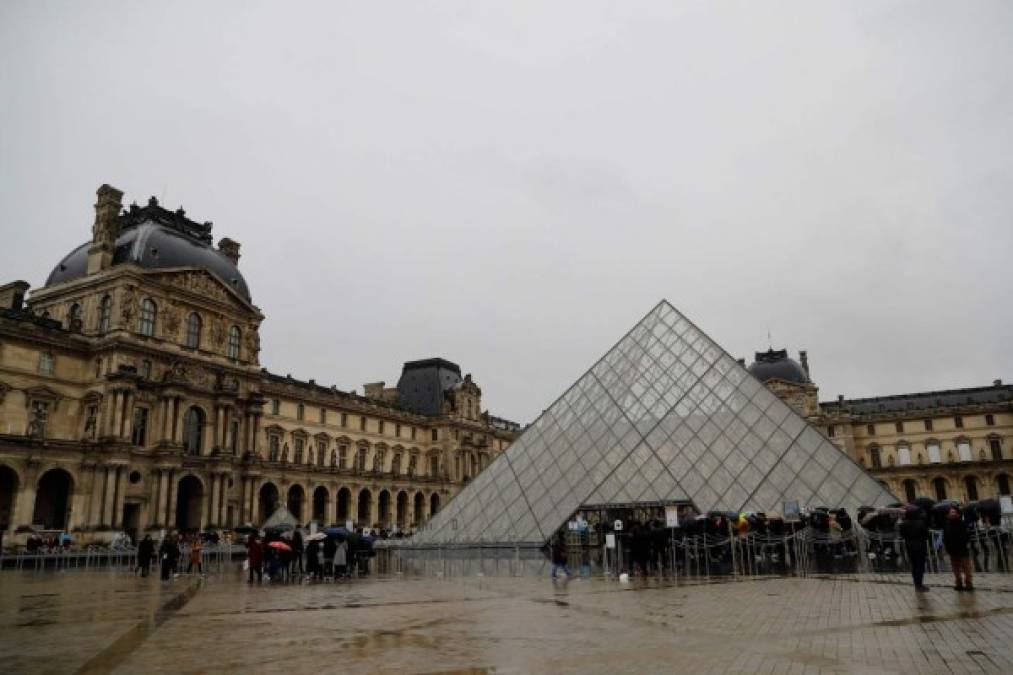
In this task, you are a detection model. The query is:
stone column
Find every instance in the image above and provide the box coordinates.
[172,398,185,444]
[159,398,170,443]
[149,469,161,528]
[208,473,220,527]
[215,407,225,451]
[83,465,101,527]
[251,413,261,456]
[166,471,179,530]
[121,392,135,442]
[14,469,38,529]
[104,391,119,438]
[158,470,170,527]
[112,466,127,528]
[250,480,260,525]
[101,466,116,526]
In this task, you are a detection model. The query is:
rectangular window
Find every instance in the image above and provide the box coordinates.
[320,408,326,424]
[395,423,401,438]
[431,428,438,442]
[38,352,54,375]
[269,435,280,461]
[898,446,911,466]
[297,404,305,421]
[360,416,367,431]
[131,407,148,446]
[954,416,964,429]
[924,419,933,431]
[927,443,941,464]
[271,399,280,415]
[341,413,347,427]
[378,420,385,435]
[339,445,348,469]
[411,426,417,441]
[985,414,995,426]
[957,441,972,462]
[990,438,1003,461]
[894,421,903,433]
[866,424,875,435]
[140,359,152,379]
[827,424,835,438]
[84,405,99,439]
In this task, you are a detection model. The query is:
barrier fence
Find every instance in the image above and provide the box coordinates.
[0,543,246,572]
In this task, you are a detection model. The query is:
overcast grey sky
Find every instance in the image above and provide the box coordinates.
[1,1,1010,423]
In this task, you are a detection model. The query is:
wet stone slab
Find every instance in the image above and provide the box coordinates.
[2,570,1013,674]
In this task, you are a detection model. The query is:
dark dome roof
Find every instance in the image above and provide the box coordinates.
[45,199,251,302]
[747,349,809,385]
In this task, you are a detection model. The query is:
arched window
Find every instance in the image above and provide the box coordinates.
[964,476,979,501]
[897,445,911,466]
[230,419,239,453]
[68,303,82,330]
[138,299,156,336]
[990,438,1003,461]
[227,326,241,360]
[903,479,917,503]
[429,454,439,478]
[98,295,112,333]
[356,446,367,472]
[294,438,304,464]
[373,449,385,473]
[185,313,202,349]
[932,477,947,501]
[183,407,205,455]
[957,439,972,462]
[868,446,882,469]
[998,474,1011,496]
[391,452,402,475]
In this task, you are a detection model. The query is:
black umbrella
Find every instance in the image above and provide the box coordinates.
[233,525,258,535]
[976,498,1002,525]
[910,497,936,512]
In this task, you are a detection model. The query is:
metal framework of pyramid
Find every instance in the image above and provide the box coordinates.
[414,301,896,545]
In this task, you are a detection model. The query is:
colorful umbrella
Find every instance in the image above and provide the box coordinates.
[267,541,292,552]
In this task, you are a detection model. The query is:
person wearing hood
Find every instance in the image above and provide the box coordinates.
[899,508,930,592]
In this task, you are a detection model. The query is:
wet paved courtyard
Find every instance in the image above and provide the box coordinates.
[2,569,1013,674]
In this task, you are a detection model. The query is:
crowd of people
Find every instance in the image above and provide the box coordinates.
[243,527,376,583]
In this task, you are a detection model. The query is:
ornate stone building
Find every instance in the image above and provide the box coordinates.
[747,348,1012,505]
[0,185,519,543]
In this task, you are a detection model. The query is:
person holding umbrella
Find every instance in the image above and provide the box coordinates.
[943,506,974,591]
[899,507,930,592]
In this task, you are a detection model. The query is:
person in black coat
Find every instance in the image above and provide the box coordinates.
[323,536,337,579]
[137,535,155,578]
[898,508,930,591]
[158,534,179,581]
[943,507,973,591]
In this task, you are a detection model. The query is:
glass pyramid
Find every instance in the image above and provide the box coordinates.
[414,301,896,545]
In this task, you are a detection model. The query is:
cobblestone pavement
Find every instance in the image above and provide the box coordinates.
[2,570,1012,674]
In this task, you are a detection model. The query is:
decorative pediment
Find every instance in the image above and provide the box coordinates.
[24,385,63,407]
[314,432,332,442]
[82,390,104,404]
[291,428,309,439]
[154,269,241,306]
[263,424,286,435]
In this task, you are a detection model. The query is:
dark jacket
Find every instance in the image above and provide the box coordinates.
[943,519,970,558]
[898,517,929,554]
[138,538,155,562]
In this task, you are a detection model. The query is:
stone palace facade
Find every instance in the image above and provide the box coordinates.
[0,185,519,543]
[747,349,1012,505]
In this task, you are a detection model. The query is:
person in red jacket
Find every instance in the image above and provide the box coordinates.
[246,534,263,583]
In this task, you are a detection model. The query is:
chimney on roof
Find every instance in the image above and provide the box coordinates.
[995,379,1003,387]
[799,350,810,379]
[86,184,124,274]
[218,237,241,265]
[837,394,844,405]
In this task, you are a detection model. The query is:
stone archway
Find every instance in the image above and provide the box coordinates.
[378,490,391,528]
[33,468,73,530]
[259,482,280,523]
[287,484,305,523]
[175,475,204,532]
[336,487,351,522]
[430,492,440,516]
[396,491,409,529]
[357,488,372,526]
[312,486,328,524]
[0,465,18,530]
[413,492,425,526]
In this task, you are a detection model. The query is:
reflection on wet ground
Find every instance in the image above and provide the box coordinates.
[2,569,1012,674]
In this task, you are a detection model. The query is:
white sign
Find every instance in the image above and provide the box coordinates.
[614,519,623,531]
[665,506,680,528]
[568,520,578,531]
[345,520,354,531]
[1001,496,1013,515]
[605,533,616,549]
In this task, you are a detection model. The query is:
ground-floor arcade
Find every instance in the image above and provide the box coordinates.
[0,443,450,544]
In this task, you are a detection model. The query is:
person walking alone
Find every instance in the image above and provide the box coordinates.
[943,506,974,591]
[550,536,571,580]
[137,534,155,578]
[159,534,179,581]
[899,507,930,592]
